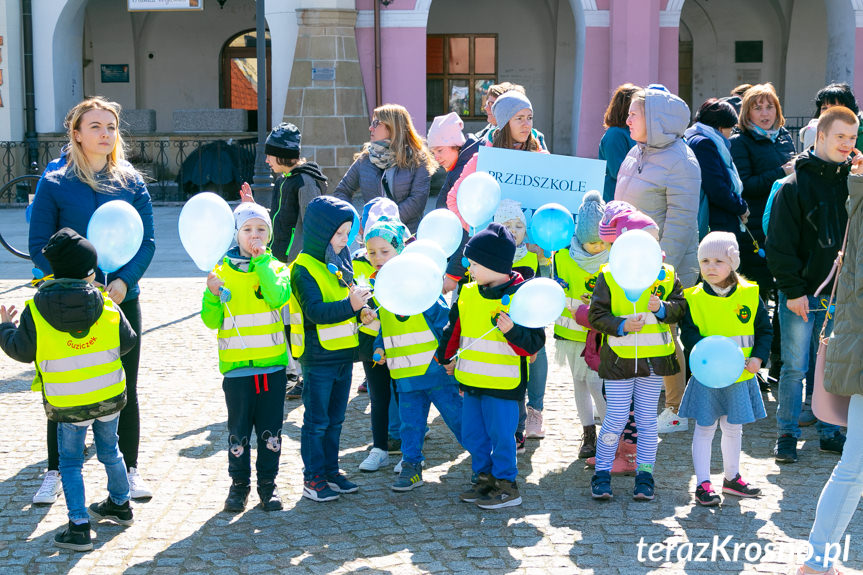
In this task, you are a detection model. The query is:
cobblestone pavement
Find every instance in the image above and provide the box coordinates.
[0,207,862,574]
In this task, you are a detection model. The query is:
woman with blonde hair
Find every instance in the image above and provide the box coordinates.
[28,96,156,503]
[334,104,437,233]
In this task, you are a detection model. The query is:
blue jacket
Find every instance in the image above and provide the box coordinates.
[28,164,155,303]
[598,127,635,202]
[290,196,359,366]
[686,133,748,233]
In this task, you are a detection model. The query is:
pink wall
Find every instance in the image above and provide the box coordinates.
[855,29,863,104]
[576,27,611,157]
[658,26,679,94]
[609,0,660,90]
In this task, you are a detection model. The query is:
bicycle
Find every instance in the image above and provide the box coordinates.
[0,174,39,260]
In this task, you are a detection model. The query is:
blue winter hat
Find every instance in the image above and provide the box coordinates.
[465,222,516,275]
[575,190,606,245]
[265,122,301,159]
[492,91,533,129]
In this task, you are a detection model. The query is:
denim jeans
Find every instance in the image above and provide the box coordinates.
[776,292,840,439]
[399,383,463,464]
[462,392,518,481]
[300,363,352,481]
[517,346,548,434]
[806,394,863,571]
[58,417,129,523]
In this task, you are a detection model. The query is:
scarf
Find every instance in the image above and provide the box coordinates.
[225,246,251,272]
[367,140,397,170]
[686,122,743,196]
[706,281,734,297]
[751,124,781,143]
[325,245,354,285]
[568,240,609,274]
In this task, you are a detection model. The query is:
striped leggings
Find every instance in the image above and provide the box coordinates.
[595,370,663,472]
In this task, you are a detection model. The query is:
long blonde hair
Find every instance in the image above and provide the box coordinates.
[361,104,437,173]
[65,96,139,191]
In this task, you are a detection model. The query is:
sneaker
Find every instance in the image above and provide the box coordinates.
[88,497,134,526]
[657,407,688,433]
[257,481,283,512]
[53,521,93,552]
[128,467,153,500]
[774,434,798,463]
[515,432,526,454]
[358,379,368,393]
[33,470,62,505]
[460,473,493,503]
[695,481,721,506]
[359,447,390,472]
[475,477,522,509]
[303,476,340,502]
[393,458,424,474]
[326,473,358,494]
[285,376,303,400]
[633,471,655,501]
[820,432,847,455]
[392,461,423,492]
[722,474,761,498]
[590,470,613,500]
[387,438,402,454]
[799,405,816,427]
[524,406,545,439]
[223,481,251,512]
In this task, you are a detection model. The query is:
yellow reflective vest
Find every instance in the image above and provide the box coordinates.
[553,250,599,342]
[379,308,438,378]
[454,282,521,390]
[603,263,676,359]
[685,279,759,383]
[513,250,538,275]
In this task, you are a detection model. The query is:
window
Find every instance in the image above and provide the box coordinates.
[220,30,272,128]
[427,34,497,120]
[735,41,763,64]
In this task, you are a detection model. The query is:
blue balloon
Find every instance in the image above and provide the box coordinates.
[373,253,443,316]
[348,204,361,246]
[456,172,501,228]
[179,192,235,272]
[508,278,565,328]
[417,209,463,257]
[529,203,575,254]
[690,335,746,389]
[373,353,382,362]
[87,200,144,274]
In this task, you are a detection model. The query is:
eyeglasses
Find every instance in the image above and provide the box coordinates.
[371,119,382,129]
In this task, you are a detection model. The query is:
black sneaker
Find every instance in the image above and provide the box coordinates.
[695,481,721,506]
[53,521,93,552]
[257,481,283,512]
[820,432,847,455]
[722,474,761,498]
[774,434,798,463]
[88,497,133,526]
[285,378,303,400]
[515,432,526,454]
[223,481,250,513]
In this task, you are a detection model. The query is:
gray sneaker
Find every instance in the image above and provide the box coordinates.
[392,461,423,492]
[475,477,522,509]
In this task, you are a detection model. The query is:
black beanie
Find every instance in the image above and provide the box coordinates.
[265,122,301,160]
[42,228,98,280]
[464,222,515,275]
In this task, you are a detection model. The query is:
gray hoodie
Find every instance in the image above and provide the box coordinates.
[614,87,702,288]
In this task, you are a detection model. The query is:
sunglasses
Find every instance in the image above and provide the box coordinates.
[371,119,382,129]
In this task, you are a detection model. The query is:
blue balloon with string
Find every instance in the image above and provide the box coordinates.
[529,203,575,255]
[348,204,360,245]
[690,336,745,389]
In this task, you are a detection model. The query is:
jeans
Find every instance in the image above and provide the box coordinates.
[776,292,840,439]
[300,362,352,480]
[517,346,548,434]
[806,394,863,571]
[388,392,401,440]
[462,392,518,481]
[58,417,129,523]
[223,370,287,484]
[399,383,463,464]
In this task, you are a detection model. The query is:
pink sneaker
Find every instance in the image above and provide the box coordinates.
[525,407,545,439]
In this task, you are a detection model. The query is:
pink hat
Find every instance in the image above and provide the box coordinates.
[598,201,660,242]
[427,112,467,148]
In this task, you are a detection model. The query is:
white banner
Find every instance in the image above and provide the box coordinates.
[128,0,203,11]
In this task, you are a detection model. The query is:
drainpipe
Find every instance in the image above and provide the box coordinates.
[374,0,382,108]
[22,0,38,173]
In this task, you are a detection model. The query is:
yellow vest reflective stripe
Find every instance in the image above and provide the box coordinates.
[553,250,599,342]
[454,283,521,390]
[684,280,760,383]
[603,263,676,359]
[28,298,126,408]
[214,262,286,363]
[289,253,359,355]
[513,251,538,275]
[379,308,438,378]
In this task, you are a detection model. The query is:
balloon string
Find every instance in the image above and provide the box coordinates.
[449,324,498,361]
[633,301,638,369]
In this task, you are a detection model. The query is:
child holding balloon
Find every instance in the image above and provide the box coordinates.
[678,232,771,506]
[588,202,686,501]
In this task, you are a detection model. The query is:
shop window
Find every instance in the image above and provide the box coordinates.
[427,34,497,120]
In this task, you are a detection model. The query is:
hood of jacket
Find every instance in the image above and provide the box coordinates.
[33,279,105,334]
[301,195,355,262]
[644,87,691,149]
[293,161,328,183]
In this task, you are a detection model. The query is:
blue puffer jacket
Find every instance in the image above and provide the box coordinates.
[28,163,155,303]
[290,196,359,366]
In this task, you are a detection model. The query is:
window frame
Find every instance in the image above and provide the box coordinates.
[426,33,498,121]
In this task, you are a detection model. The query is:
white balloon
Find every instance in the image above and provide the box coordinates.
[456,172,501,228]
[417,209,463,257]
[508,278,566,328]
[608,229,663,301]
[87,201,144,274]
[403,239,447,275]
[373,253,444,316]
[179,192,236,272]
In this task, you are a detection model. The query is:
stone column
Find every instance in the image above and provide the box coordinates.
[282,9,369,185]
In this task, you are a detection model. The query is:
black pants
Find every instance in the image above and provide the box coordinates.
[47,298,142,471]
[361,360,398,451]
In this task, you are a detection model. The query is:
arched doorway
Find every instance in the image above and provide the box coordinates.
[220,29,272,129]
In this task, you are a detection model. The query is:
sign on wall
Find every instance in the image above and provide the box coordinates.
[101,65,130,84]
[128,0,203,11]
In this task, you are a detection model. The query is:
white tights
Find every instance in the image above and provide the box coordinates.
[692,416,742,484]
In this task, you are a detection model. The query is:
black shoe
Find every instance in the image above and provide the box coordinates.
[756,372,771,393]
[53,521,93,552]
[88,497,133,526]
[223,481,251,513]
[285,379,303,400]
[722,474,761,498]
[774,434,798,463]
[257,481,283,512]
[695,481,721,506]
[820,432,847,455]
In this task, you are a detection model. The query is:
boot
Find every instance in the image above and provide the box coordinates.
[610,437,637,476]
[257,481,283,512]
[578,425,597,459]
[223,481,250,513]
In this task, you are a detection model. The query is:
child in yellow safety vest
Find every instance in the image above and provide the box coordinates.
[0,228,137,551]
[202,203,291,513]
[678,232,772,506]
[588,202,686,501]
[365,219,464,492]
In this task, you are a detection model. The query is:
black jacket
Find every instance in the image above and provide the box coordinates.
[765,151,850,299]
[270,162,328,264]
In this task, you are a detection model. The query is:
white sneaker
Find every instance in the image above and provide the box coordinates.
[33,470,62,505]
[359,448,389,472]
[657,407,689,433]
[524,406,546,439]
[393,458,425,474]
[128,467,153,499]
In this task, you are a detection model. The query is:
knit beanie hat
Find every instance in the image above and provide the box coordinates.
[493,199,526,227]
[464,222,516,275]
[492,91,533,129]
[575,190,605,245]
[427,112,467,149]
[233,202,272,241]
[365,217,408,254]
[698,231,740,271]
[361,197,400,233]
[265,122,301,160]
[42,227,98,280]
[598,201,660,243]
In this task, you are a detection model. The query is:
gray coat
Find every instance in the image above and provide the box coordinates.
[333,154,431,233]
[614,88,702,288]
[824,174,863,396]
